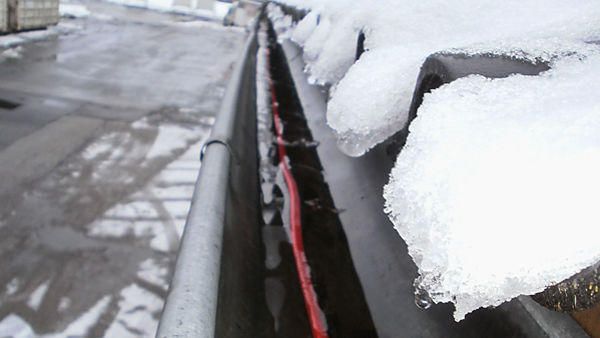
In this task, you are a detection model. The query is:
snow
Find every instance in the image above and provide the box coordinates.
[273,0,600,321]
[104,201,160,219]
[60,3,91,18]
[88,219,171,252]
[104,284,163,338]
[384,52,600,320]
[145,124,198,159]
[5,278,19,296]
[1,46,23,59]
[27,280,51,311]
[48,295,112,337]
[0,295,111,337]
[137,259,169,290]
[87,137,208,253]
[58,297,71,312]
[0,22,81,52]
[102,0,222,21]
[271,0,600,155]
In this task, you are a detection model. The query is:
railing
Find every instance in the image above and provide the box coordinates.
[156,16,262,338]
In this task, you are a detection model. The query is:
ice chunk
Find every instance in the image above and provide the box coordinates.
[384,51,600,320]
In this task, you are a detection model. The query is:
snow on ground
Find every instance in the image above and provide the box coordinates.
[272,0,600,321]
[0,22,82,51]
[86,131,208,252]
[137,259,169,291]
[102,0,229,21]
[0,296,111,338]
[27,280,51,311]
[103,284,163,338]
[146,124,199,159]
[60,3,91,18]
[5,278,20,296]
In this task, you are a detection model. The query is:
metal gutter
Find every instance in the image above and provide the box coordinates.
[156,18,261,338]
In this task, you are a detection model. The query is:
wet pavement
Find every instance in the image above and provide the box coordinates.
[0,2,246,337]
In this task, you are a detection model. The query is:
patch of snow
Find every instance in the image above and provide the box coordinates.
[0,296,111,337]
[0,36,25,49]
[27,279,51,310]
[104,201,160,219]
[104,284,163,338]
[174,218,186,239]
[1,46,23,59]
[145,185,195,199]
[82,135,114,160]
[88,219,171,252]
[88,219,131,238]
[131,118,152,130]
[60,3,91,18]
[0,23,76,51]
[0,314,34,338]
[47,295,112,337]
[214,1,232,20]
[103,0,220,21]
[163,200,191,219]
[145,124,199,159]
[158,169,198,185]
[137,259,169,290]
[133,221,171,252]
[58,297,71,312]
[5,278,19,296]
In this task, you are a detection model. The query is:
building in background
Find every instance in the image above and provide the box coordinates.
[1,0,59,33]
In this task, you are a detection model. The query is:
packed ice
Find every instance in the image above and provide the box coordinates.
[271,0,600,321]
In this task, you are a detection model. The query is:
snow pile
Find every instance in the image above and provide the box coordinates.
[270,0,600,156]
[384,52,600,320]
[102,0,225,21]
[272,0,600,321]
[0,296,112,337]
[0,22,81,51]
[60,3,91,18]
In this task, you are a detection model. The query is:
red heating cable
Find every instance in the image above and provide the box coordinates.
[266,49,329,338]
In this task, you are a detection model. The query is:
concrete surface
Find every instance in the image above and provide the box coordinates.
[0,2,246,336]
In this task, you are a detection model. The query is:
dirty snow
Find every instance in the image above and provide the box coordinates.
[5,278,20,296]
[58,297,71,312]
[87,134,209,252]
[273,0,600,321]
[0,22,81,51]
[27,280,51,311]
[60,3,91,18]
[145,124,198,159]
[137,259,169,290]
[102,0,226,20]
[0,295,111,337]
[104,284,163,338]
[1,46,23,59]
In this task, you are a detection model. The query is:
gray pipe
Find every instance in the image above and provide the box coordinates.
[156,20,259,338]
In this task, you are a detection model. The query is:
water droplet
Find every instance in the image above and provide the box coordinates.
[414,288,432,310]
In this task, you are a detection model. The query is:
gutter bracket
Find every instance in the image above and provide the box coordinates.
[201,136,238,164]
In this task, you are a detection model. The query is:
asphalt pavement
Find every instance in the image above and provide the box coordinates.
[0,2,246,336]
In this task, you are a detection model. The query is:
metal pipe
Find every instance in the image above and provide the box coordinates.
[156,19,259,338]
